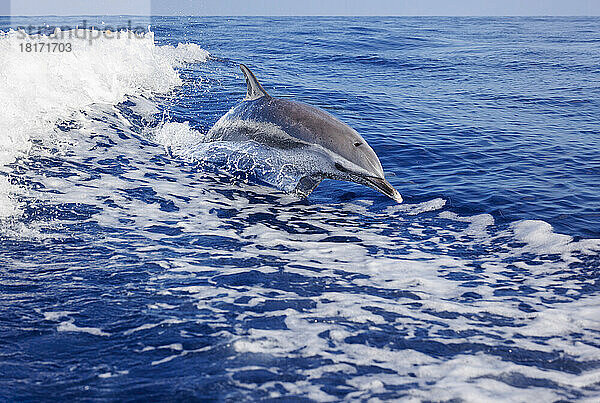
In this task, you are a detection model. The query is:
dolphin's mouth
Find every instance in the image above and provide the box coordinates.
[363,176,403,203]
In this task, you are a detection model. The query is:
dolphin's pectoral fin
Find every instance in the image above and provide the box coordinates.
[240,64,270,101]
[294,175,322,198]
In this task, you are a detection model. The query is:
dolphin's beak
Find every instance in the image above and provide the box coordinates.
[364,176,403,203]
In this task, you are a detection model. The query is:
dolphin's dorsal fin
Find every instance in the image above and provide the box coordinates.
[240,64,269,100]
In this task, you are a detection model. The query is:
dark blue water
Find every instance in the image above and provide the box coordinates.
[1,16,599,401]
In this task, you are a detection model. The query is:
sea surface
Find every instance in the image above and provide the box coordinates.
[0,16,599,401]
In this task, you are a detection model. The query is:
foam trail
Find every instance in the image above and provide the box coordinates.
[0,28,209,219]
[6,98,600,399]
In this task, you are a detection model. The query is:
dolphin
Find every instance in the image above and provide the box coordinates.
[205,64,402,203]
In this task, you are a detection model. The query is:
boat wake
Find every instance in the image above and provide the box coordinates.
[1,24,599,401]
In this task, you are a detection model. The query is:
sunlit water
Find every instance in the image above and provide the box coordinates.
[1,16,599,401]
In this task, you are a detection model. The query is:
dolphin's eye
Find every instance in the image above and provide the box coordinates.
[354,142,362,147]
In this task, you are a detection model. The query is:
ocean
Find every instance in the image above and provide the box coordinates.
[0,16,599,401]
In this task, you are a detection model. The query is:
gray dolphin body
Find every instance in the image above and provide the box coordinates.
[205,64,402,203]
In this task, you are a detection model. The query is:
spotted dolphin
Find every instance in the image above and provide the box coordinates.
[205,64,402,203]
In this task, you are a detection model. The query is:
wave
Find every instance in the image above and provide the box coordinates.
[0,28,209,219]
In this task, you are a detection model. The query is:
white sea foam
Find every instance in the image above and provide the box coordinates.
[154,121,206,160]
[42,311,76,321]
[0,28,208,219]
[57,320,110,336]
[21,115,599,399]
[387,197,446,215]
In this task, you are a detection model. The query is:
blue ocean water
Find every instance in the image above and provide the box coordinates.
[0,16,599,401]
